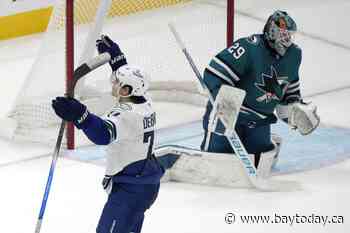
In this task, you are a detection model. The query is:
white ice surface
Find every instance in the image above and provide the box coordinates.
[0,1,350,232]
[0,155,349,233]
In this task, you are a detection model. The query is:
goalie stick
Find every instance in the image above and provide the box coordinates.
[34,52,111,233]
[168,23,298,191]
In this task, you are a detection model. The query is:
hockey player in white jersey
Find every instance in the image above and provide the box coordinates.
[52,35,163,233]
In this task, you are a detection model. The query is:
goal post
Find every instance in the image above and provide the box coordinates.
[227,0,235,46]
[2,0,235,149]
[66,0,75,149]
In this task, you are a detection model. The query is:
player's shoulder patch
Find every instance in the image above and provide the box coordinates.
[245,35,260,45]
[106,109,121,118]
[106,103,133,117]
[119,103,133,111]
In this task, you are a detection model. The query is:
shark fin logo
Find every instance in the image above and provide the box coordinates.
[255,66,288,103]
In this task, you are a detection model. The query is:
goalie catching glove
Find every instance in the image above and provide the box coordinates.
[276,101,320,135]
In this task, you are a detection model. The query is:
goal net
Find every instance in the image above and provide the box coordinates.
[2,0,233,148]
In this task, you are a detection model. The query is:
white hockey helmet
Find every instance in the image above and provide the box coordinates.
[110,65,149,97]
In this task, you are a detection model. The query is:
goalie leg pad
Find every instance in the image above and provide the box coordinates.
[256,145,280,178]
[271,134,283,168]
[171,151,252,188]
[156,146,253,188]
[156,145,281,187]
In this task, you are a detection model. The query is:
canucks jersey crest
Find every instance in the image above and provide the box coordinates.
[255,66,289,103]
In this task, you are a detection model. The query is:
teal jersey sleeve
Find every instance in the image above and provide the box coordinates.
[206,38,252,86]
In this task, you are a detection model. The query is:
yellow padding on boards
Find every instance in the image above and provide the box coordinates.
[0,7,53,40]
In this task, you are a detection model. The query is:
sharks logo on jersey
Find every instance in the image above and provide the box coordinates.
[255,66,289,103]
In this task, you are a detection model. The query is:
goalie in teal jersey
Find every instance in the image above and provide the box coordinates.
[200,10,320,176]
[156,10,320,187]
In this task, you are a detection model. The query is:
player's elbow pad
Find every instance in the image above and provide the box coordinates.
[80,114,111,145]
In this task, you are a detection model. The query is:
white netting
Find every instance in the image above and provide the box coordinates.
[4,0,229,145]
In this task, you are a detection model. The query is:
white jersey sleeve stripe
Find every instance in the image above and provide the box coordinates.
[212,57,240,82]
[288,81,300,89]
[206,66,235,86]
[104,119,117,142]
[240,105,267,119]
[286,86,300,94]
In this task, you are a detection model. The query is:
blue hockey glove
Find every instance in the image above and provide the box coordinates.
[52,97,89,128]
[96,35,127,71]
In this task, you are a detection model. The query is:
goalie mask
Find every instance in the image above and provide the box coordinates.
[110,65,149,98]
[263,10,297,56]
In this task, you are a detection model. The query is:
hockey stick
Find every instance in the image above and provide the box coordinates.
[34,52,111,233]
[168,23,291,191]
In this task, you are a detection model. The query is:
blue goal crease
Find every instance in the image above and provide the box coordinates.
[66,121,350,174]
